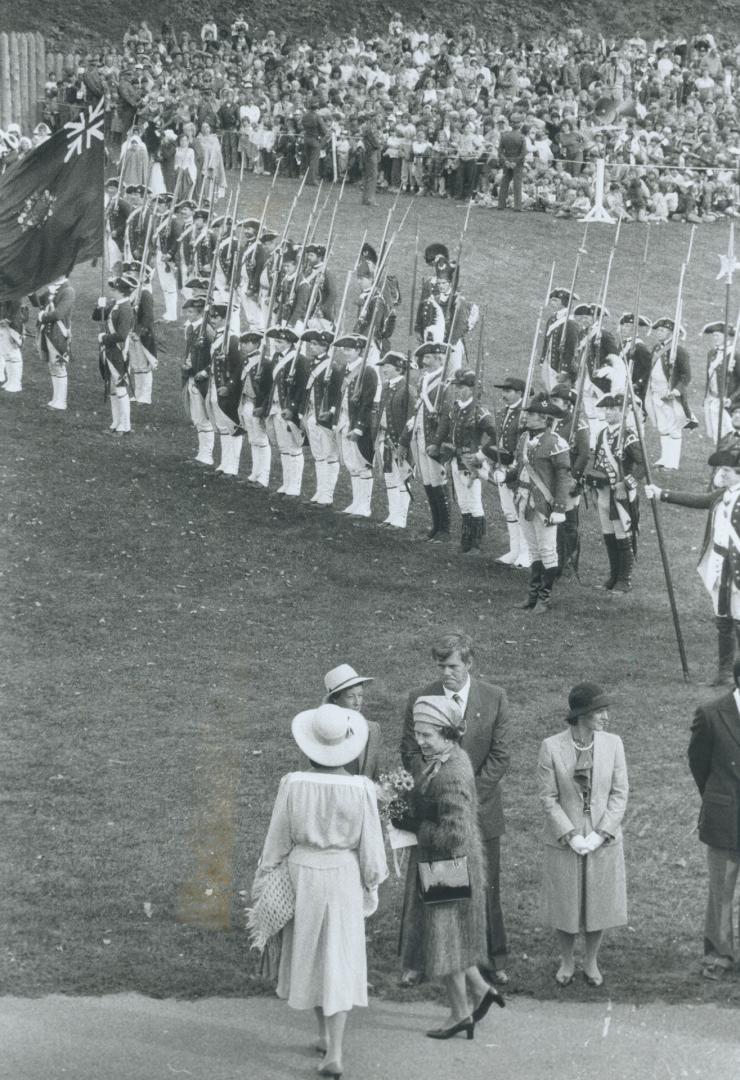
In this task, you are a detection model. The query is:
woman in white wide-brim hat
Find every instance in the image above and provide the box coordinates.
[320,664,382,780]
[256,703,388,1078]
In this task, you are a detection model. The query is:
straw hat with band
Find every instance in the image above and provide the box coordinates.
[291,703,368,767]
[323,663,374,699]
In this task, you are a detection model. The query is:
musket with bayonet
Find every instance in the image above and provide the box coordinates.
[521,261,555,428]
[304,197,340,332]
[616,228,650,455]
[570,247,614,450]
[351,271,388,406]
[318,269,353,420]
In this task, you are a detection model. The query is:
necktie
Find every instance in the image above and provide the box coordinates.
[452,692,463,712]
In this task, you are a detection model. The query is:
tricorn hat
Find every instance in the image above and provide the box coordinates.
[550,382,577,404]
[334,334,367,351]
[301,329,334,347]
[265,325,299,343]
[380,349,411,371]
[708,448,740,468]
[702,321,734,336]
[619,312,652,329]
[414,341,448,360]
[549,288,577,305]
[494,376,526,393]
[524,392,565,418]
[454,368,476,387]
[596,393,625,409]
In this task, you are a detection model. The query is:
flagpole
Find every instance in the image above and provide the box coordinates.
[716,221,735,451]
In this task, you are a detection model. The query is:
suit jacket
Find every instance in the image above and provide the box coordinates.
[689,691,740,851]
[400,676,510,839]
[537,729,628,847]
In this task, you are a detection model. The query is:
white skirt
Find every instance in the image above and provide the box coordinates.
[277,847,368,1015]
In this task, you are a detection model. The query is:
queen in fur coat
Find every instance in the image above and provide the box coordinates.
[395,696,504,1035]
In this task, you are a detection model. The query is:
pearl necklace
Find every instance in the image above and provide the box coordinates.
[571,738,594,752]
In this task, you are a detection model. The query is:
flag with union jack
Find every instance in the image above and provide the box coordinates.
[0,99,104,301]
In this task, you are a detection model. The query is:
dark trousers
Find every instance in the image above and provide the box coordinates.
[498,163,523,210]
[483,835,508,966]
[221,130,238,170]
[458,158,478,199]
[363,152,379,205]
[304,139,320,185]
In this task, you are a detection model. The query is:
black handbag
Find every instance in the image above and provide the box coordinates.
[417,857,471,904]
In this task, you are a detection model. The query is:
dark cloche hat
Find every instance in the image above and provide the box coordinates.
[566,682,609,721]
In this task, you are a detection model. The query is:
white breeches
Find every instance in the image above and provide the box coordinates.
[337,430,373,479]
[305,415,339,464]
[596,487,630,540]
[451,460,484,516]
[705,396,732,445]
[518,508,558,567]
[187,381,214,433]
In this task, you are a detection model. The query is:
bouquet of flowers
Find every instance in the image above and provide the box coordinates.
[375,767,418,866]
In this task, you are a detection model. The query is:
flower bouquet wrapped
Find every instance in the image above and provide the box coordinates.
[375,767,417,873]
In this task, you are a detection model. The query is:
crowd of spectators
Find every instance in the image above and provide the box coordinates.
[8,13,740,221]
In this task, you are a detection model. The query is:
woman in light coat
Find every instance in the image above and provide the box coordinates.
[538,682,628,988]
[257,704,387,1078]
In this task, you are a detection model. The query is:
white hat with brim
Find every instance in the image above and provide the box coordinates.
[292,704,368,768]
[324,663,374,697]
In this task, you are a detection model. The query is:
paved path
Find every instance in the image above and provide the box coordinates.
[2,993,738,1080]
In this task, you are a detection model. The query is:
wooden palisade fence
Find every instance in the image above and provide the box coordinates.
[0,31,92,132]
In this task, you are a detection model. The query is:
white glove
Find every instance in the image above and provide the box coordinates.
[492,467,507,485]
[644,484,661,500]
[568,834,589,855]
[583,831,605,853]
[549,512,566,524]
[97,296,107,308]
[97,332,105,344]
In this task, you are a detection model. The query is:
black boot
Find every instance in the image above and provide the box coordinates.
[424,484,439,540]
[712,616,736,686]
[539,564,558,611]
[430,485,451,542]
[613,539,634,593]
[519,560,543,609]
[601,534,620,590]
[471,515,486,550]
[460,513,473,552]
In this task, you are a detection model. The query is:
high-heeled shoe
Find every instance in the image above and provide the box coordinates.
[318,1062,342,1078]
[471,985,506,1022]
[425,1016,474,1040]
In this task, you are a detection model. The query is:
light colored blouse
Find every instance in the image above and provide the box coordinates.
[260,771,388,888]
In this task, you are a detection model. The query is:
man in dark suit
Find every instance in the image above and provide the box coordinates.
[689,662,740,979]
[401,630,511,982]
[497,125,527,211]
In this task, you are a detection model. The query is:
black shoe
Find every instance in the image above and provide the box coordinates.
[426,1017,474,1040]
[471,987,505,1022]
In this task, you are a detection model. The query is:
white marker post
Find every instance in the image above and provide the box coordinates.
[580,158,615,224]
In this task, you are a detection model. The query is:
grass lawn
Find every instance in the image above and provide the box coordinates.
[2,176,739,1007]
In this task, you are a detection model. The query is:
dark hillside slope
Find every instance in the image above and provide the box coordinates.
[5,0,738,52]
